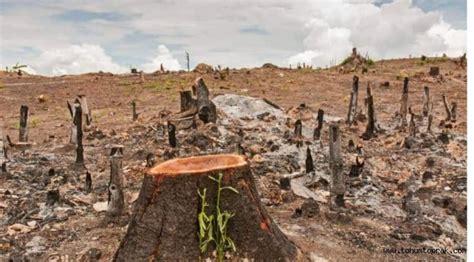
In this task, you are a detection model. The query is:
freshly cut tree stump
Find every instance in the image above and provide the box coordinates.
[114,154,301,261]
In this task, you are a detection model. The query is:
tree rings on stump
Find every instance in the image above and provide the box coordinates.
[114,154,301,261]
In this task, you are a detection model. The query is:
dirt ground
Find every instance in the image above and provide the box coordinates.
[0,57,467,261]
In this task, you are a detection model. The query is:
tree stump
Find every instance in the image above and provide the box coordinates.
[131,100,138,121]
[313,109,324,140]
[429,66,440,77]
[180,90,195,112]
[422,86,431,117]
[19,105,28,142]
[329,124,344,208]
[108,145,124,217]
[114,154,301,261]
[399,77,409,127]
[74,103,84,167]
[346,76,359,125]
[193,77,217,123]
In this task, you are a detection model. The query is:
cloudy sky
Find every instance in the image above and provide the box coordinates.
[0,0,467,76]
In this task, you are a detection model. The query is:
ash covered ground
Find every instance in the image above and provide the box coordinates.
[0,57,467,261]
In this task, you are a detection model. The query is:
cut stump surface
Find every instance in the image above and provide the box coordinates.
[114,154,301,261]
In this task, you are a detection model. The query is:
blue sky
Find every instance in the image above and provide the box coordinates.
[0,0,467,75]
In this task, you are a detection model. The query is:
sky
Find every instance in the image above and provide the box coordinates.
[0,0,467,76]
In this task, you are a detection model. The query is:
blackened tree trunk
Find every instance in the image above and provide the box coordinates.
[131,100,138,121]
[180,90,195,112]
[329,124,344,208]
[108,145,124,217]
[313,109,324,140]
[294,119,303,148]
[114,154,302,261]
[19,105,28,142]
[399,77,409,127]
[346,76,359,125]
[193,78,217,123]
[0,128,6,170]
[168,122,177,148]
[74,103,84,167]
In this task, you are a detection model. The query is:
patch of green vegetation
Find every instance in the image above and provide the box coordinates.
[30,117,41,128]
[367,59,375,66]
[198,173,238,261]
[143,78,188,91]
[339,56,353,66]
[11,117,40,129]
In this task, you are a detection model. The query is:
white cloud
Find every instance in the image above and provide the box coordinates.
[288,0,467,67]
[31,44,125,76]
[141,44,181,72]
[0,0,467,71]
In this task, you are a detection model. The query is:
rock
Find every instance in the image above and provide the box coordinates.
[290,177,327,203]
[309,252,328,262]
[212,94,285,121]
[93,201,108,212]
[25,236,46,255]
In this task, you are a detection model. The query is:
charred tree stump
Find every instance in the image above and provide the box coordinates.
[399,77,409,127]
[361,86,376,140]
[427,114,433,133]
[422,86,431,117]
[85,171,92,193]
[451,102,457,122]
[313,109,324,140]
[19,105,28,142]
[131,100,138,121]
[346,76,359,125]
[194,78,217,123]
[306,147,314,174]
[180,90,195,112]
[67,100,81,144]
[294,119,303,148]
[409,111,416,137]
[78,95,92,126]
[74,102,85,167]
[0,129,6,174]
[114,154,301,261]
[167,122,177,148]
[442,95,457,122]
[108,145,124,218]
[429,66,440,77]
[329,124,345,208]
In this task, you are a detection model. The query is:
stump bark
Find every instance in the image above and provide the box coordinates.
[108,145,124,217]
[346,76,359,125]
[194,78,217,123]
[114,154,301,261]
[399,77,409,127]
[313,109,324,140]
[74,103,84,167]
[329,124,344,208]
[19,105,28,142]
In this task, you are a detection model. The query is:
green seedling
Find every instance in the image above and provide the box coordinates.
[198,173,238,261]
